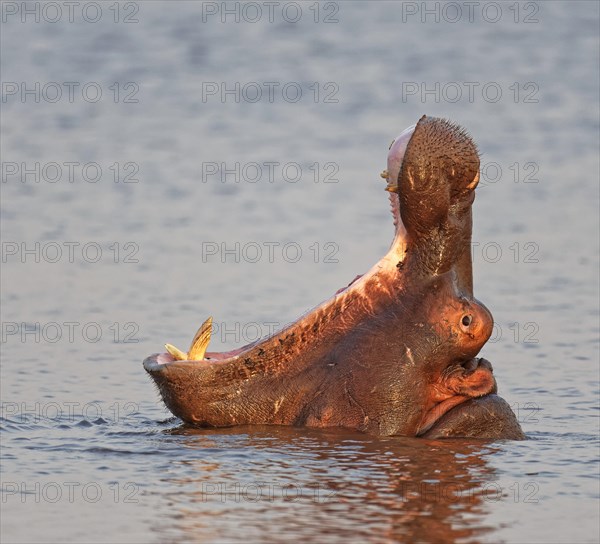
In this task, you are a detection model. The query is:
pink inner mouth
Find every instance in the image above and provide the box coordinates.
[155,344,255,365]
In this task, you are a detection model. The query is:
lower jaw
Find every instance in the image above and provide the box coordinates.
[416,395,477,436]
[421,395,526,440]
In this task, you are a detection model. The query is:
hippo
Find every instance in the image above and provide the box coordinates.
[144,115,525,440]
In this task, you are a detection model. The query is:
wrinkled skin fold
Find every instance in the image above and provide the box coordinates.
[144,115,525,440]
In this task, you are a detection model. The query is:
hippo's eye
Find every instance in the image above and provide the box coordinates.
[461,315,473,328]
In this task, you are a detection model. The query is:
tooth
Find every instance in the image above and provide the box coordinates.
[380,170,389,180]
[165,343,187,361]
[466,171,480,190]
[385,184,399,193]
[188,316,213,360]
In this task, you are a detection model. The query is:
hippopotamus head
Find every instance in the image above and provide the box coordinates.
[144,115,524,440]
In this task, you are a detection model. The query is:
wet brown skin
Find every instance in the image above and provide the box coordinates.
[421,395,525,439]
[144,115,525,440]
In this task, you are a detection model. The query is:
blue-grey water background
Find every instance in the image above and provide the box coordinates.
[1,1,599,542]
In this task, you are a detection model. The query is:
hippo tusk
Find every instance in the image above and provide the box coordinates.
[165,316,213,361]
[188,316,213,360]
[164,343,188,361]
[380,169,399,193]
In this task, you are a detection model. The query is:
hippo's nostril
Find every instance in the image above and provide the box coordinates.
[461,315,473,328]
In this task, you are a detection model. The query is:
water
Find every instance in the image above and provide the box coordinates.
[1,1,599,542]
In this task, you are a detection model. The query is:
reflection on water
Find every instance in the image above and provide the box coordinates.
[152,426,507,543]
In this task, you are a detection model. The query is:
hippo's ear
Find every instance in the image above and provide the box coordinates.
[398,115,479,295]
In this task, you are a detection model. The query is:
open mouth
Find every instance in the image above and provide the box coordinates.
[144,129,416,377]
[143,346,254,372]
[142,226,406,374]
